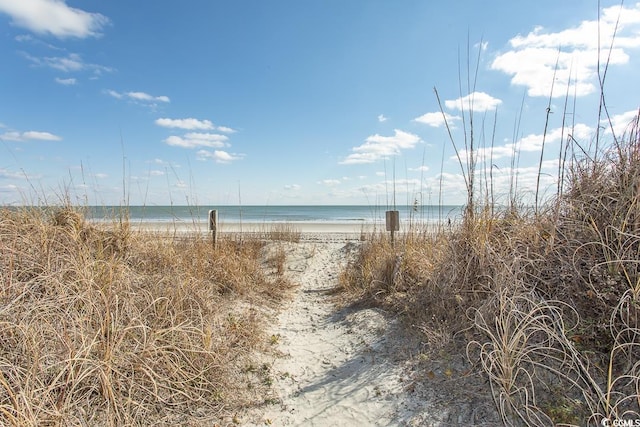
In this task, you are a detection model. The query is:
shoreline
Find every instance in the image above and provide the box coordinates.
[124,220,446,235]
[140,221,376,234]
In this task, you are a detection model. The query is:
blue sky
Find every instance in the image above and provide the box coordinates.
[1,1,639,206]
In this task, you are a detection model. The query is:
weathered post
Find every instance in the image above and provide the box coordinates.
[386,210,399,247]
[209,209,218,250]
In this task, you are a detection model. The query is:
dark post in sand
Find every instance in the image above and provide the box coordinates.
[386,210,399,247]
[209,209,218,250]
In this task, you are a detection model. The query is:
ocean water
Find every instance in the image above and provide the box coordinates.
[86,205,463,225]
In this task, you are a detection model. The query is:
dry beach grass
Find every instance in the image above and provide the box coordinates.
[340,117,640,424]
[1,106,638,425]
[2,126,640,425]
[0,207,292,425]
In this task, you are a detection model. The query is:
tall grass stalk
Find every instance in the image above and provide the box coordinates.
[535,51,559,215]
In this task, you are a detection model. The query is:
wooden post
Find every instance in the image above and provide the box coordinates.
[209,209,218,250]
[386,210,399,247]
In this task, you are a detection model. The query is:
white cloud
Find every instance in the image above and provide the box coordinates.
[126,91,170,103]
[14,34,33,42]
[108,90,169,105]
[150,170,165,176]
[23,130,62,141]
[409,165,430,172]
[23,52,112,74]
[155,117,237,135]
[606,109,639,136]
[94,173,108,179]
[164,133,229,149]
[340,129,421,165]
[284,184,301,190]
[0,132,21,141]
[1,130,62,142]
[47,53,84,71]
[0,168,26,179]
[106,89,123,99]
[0,0,109,38]
[55,77,76,85]
[486,160,560,199]
[216,126,237,134]
[378,114,388,123]
[15,33,62,50]
[318,179,341,186]
[148,158,168,165]
[413,111,461,127]
[0,184,19,193]
[444,92,502,112]
[196,149,243,164]
[524,123,592,151]
[356,178,430,197]
[492,3,640,97]
[155,118,214,130]
[23,52,82,71]
[184,132,227,143]
[458,123,593,161]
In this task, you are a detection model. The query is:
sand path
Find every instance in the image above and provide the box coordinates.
[242,240,419,426]
[243,239,498,426]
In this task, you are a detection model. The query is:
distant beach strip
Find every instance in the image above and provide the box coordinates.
[85,205,463,234]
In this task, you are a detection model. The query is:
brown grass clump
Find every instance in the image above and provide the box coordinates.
[340,120,640,425]
[0,206,288,425]
[260,223,301,243]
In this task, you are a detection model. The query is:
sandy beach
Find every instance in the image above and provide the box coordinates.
[236,236,499,426]
[128,220,380,234]
[126,219,447,240]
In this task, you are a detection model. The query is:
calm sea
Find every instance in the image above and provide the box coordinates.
[86,205,463,226]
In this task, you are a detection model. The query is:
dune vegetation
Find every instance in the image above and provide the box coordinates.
[340,100,640,424]
[0,207,292,425]
[1,129,638,425]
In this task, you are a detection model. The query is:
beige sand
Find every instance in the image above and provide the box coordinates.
[128,220,381,235]
[239,237,498,426]
[123,221,497,424]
